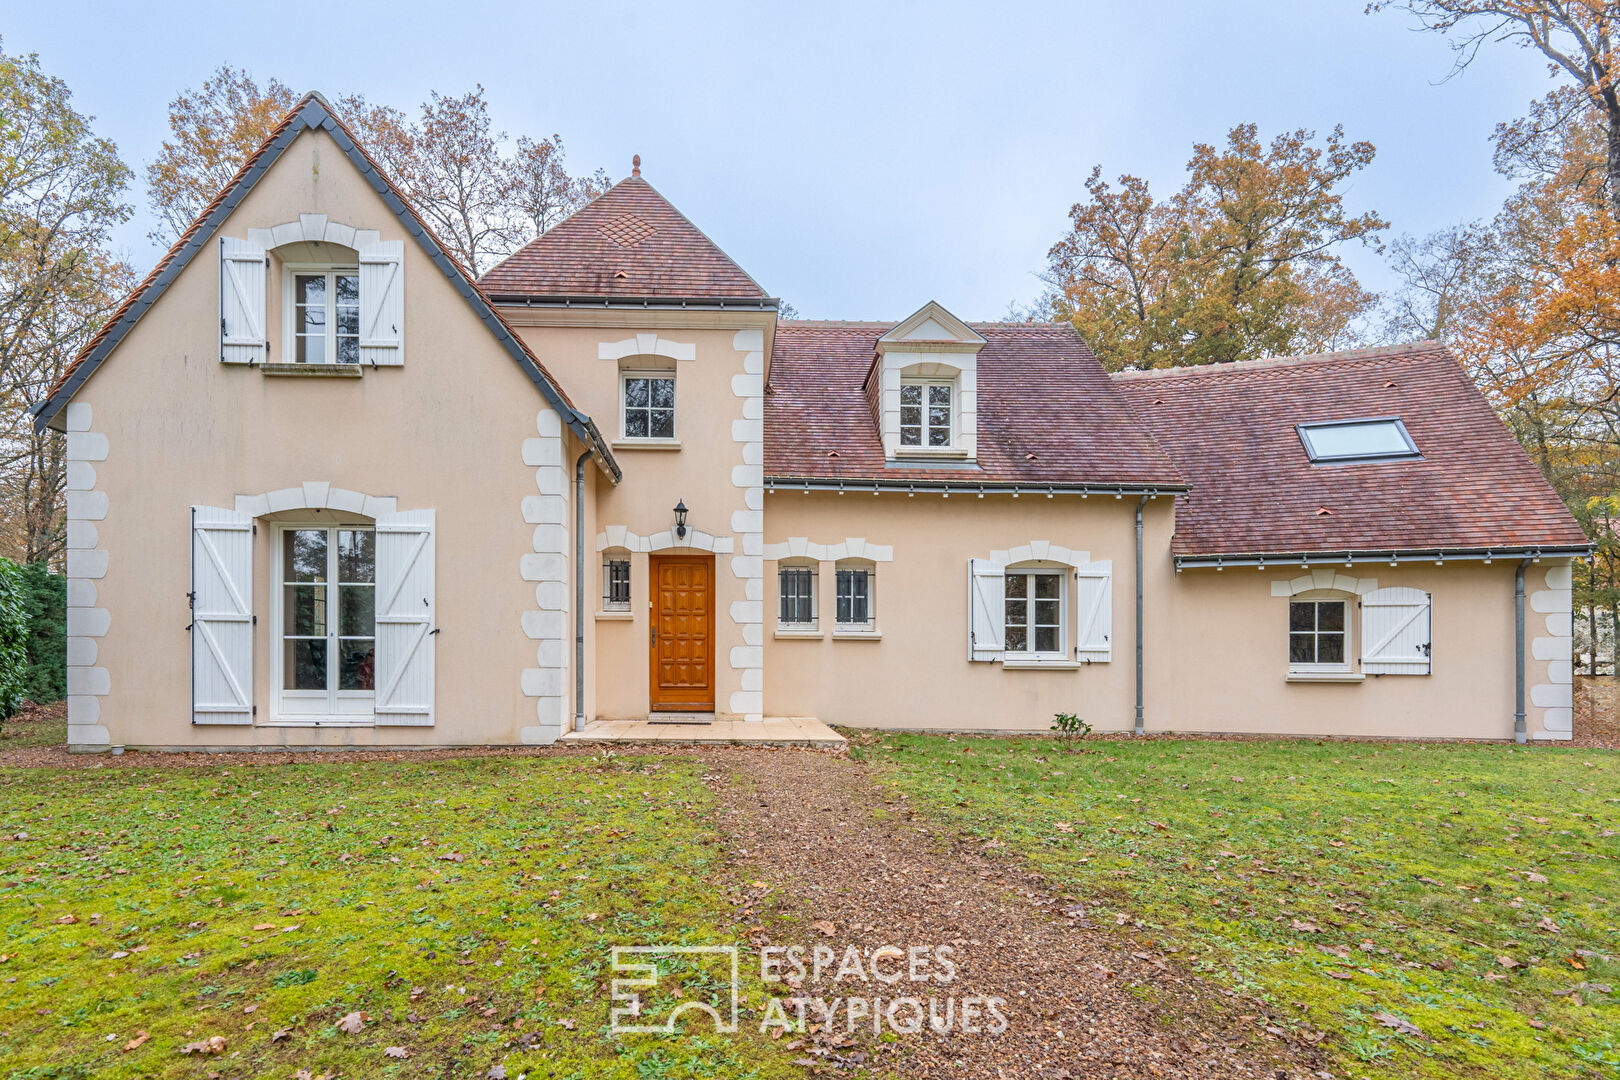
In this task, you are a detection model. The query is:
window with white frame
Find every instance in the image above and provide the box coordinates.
[899,378,953,448]
[275,525,376,717]
[1289,598,1349,670]
[602,551,631,612]
[1297,418,1419,463]
[778,561,817,629]
[285,267,361,364]
[834,561,875,631]
[1004,568,1064,656]
[622,371,676,440]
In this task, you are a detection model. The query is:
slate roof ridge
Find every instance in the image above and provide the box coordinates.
[1110,341,1448,381]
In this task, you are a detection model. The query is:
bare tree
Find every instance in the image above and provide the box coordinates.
[1376,2,1620,220]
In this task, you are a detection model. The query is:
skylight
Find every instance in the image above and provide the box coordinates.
[1297,418,1419,463]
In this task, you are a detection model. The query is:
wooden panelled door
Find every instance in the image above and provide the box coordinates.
[648,554,715,711]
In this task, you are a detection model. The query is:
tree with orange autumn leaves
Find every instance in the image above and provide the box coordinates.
[1041,124,1385,371]
[1378,2,1620,667]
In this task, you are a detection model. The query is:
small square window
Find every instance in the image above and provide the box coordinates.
[1297,418,1418,463]
[623,374,675,440]
[1289,600,1348,668]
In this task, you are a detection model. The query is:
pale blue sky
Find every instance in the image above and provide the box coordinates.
[1,1,1558,320]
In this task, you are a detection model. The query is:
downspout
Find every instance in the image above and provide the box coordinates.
[1515,559,1529,744]
[1135,495,1148,736]
[575,449,591,733]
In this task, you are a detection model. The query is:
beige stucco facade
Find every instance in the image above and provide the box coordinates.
[48,98,1578,751]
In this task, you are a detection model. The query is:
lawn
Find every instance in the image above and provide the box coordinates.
[0,753,802,1080]
[856,734,1620,1080]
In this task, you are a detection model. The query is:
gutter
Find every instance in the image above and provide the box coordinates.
[1174,545,1591,571]
[574,448,591,733]
[488,293,780,312]
[1135,495,1147,736]
[1515,560,1528,744]
[766,478,1183,498]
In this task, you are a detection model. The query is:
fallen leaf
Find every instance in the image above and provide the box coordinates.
[811,919,837,937]
[279,924,301,933]
[1053,822,1075,833]
[336,1011,365,1034]
[1537,916,1561,934]
[1290,919,1321,933]
[1326,970,1353,980]
[55,914,78,925]
[122,1031,150,1052]
[1525,871,1550,884]
[1373,1012,1422,1037]
[556,1017,576,1030]
[384,1046,410,1059]
[1497,955,1520,969]
[252,923,275,932]
[1147,820,1168,830]
[271,1029,291,1043]
[487,1067,507,1079]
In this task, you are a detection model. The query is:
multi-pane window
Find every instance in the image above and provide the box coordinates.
[778,565,816,628]
[900,381,952,447]
[1289,600,1347,667]
[280,527,375,698]
[293,271,360,364]
[1005,570,1063,655]
[835,567,873,629]
[603,555,631,612]
[623,374,675,439]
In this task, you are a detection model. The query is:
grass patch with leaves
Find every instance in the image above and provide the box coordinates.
[0,753,804,1079]
[855,734,1620,1079]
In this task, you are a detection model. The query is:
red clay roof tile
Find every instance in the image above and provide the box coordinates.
[765,321,1184,488]
[479,176,769,300]
[1111,342,1589,557]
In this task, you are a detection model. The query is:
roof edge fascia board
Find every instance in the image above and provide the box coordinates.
[1173,545,1592,570]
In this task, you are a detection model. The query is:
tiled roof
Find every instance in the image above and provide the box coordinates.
[35,94,617,479]
[764,321,1185,489]
[1111,342,1589,557]
[479,176,770,301]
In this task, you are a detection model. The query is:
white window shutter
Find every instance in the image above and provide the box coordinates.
[1074,560,1113,662]
[219,237,267,363]
[968,558,1004,661]
[358,239,404,365]
[1361,587,1432,675]
[375,509,434,723]
[191,506,254,724]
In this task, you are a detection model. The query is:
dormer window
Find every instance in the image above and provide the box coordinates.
[291,270,360,364]
[876,301,985,462]
[900,380,953,448]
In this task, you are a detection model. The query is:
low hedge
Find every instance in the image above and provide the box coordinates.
[0,559,67,719]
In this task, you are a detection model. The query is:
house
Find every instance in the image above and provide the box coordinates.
[33,93,1590,751]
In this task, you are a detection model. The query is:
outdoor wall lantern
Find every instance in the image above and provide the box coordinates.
[674,499,689,540]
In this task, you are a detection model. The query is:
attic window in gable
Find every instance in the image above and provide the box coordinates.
[1297,418,1419,464]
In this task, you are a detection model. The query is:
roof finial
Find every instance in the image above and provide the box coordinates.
[632,154,641,178]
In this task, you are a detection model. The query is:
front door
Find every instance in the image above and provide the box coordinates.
[649,553,714,711]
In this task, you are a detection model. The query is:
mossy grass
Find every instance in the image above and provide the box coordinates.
[859,734,1620,1079]
[0,754,803,1079]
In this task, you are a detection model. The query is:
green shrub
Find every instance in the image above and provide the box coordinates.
[18,561,66,704]
[0,558,28,720]
[1050,711,1092,749]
